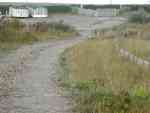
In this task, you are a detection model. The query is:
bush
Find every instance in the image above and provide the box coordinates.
[0,19,37,43]
[0,19,77,52]
[128,8,150,24]
[27,22,49,32]
[47,6,72,13]
[128,11,147,23]
[48,21,75,33]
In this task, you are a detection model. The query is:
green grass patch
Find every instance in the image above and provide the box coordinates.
[59,39,150,113]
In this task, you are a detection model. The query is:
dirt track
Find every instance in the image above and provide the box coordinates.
[0,15,125,113]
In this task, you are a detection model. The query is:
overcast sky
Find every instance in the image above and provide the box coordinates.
[0,0,150,5]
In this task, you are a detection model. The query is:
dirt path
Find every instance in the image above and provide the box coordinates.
[0,15,125,113]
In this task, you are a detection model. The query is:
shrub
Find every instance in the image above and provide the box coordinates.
[128,11,146,23]
[48,21,75,33]
[0,19,37,43]
[127,8,150,24]
[0,19,77,52]
[26,22,49,32]
[0,19,39,53]
[47,5,72,13]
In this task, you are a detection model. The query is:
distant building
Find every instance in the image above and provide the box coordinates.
[30,7,48,18]
[0,5,48,18]
[9,6,29,18]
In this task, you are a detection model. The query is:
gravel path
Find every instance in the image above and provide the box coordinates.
[0,15,125,113]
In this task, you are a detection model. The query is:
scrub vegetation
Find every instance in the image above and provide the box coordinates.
[118,39,150,61]
[0,19,36,53]
[95,23,150,60]
[59,22,150,113]
[48,21,77,37]
[119,6,150,24]
[47,5,73,14]
[0,19,76,53]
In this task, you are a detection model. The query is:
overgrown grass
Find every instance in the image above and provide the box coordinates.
[59,39,150,113]
[59,21,150,113]
[48,21,77,37]
[118,39,150,61]
[96,23,150,61]
[0,19,77,54]
[0,19,37,53]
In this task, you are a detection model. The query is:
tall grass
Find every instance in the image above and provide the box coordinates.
[48,21,77,37]
[96,23,150,61]
[0,19,77,53]
[59,39,150,113]
[0,19,38,52]
[118,39,150,61]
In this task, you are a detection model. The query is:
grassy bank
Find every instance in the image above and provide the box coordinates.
[59,39,150,113]
[57,12,150,113]
[0,19,76,54]
[96,23,150,61]
[118,39,150,61]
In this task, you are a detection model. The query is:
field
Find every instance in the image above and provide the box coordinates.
[59,23,150,113]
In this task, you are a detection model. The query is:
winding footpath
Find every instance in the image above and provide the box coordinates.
[0,15,125,113]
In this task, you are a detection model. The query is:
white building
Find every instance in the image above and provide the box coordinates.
[7,6,48,18]
[30,7,48,18]
[9,6,30,17]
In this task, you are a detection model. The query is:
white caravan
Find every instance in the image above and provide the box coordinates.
[9,6,29,18]
[31,7,48,18]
